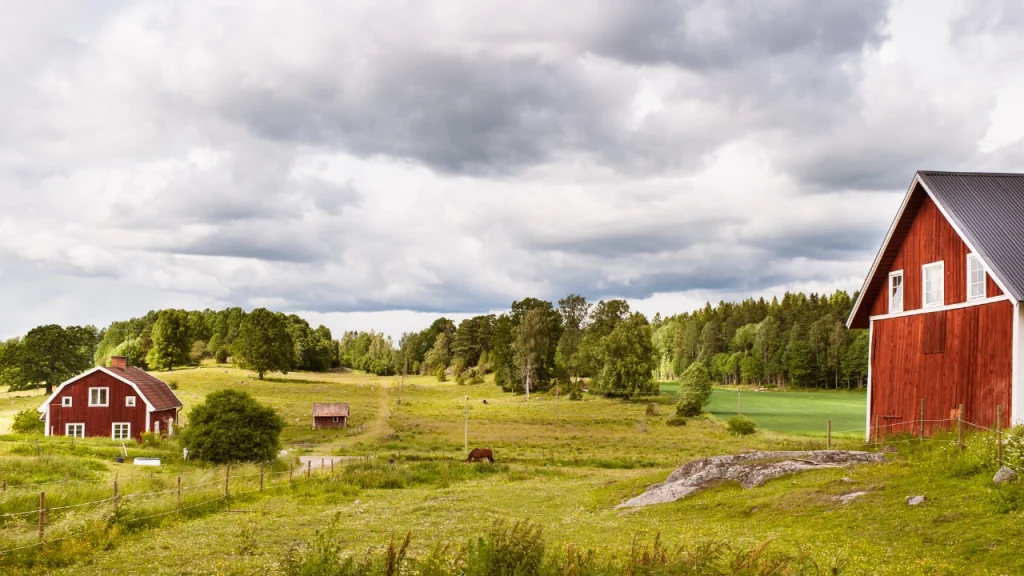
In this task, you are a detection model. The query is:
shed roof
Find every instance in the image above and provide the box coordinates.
[847,171,1024,328]
[312,403,350,417]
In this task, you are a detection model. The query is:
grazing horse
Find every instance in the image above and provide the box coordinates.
[466,448,494,463]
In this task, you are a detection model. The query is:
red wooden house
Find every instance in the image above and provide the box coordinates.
[847,171,1024,439]
[312,403,349,429]
[37,356,183,441]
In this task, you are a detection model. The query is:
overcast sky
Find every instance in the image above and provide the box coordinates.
[2,0,1024,341]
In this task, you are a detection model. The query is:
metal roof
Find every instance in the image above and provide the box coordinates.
[918,171,1024,301]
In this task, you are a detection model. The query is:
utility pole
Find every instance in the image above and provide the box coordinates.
[464,395,469,454]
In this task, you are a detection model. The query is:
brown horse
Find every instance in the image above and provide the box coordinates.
[466,448,494,463]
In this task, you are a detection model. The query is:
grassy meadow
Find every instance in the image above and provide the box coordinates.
[1,366,1023,575]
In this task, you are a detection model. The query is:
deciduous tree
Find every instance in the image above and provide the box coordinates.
[232,308,293,380]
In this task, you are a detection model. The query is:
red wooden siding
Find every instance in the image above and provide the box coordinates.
[151,409,179,436]
[48,371,177,441]
[313,416,347,429]
[868,195,1003,317]
[871,299,1013,436]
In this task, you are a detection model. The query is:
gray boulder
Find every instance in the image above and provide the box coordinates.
[906,495,925,506]
[618,450,885,508]
[994,466,1018,484]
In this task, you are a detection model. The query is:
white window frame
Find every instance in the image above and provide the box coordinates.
[61,396,73,407]
[125,396,136,407]
[888,270,904,313]
[923,261,944,308]
[88,387,109,407]
[967,253,986,301]
[332,416,339,423]
[66,423,84,438]
[112,422,131,440]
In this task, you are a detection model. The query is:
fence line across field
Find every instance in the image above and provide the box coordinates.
[0,457,345,556]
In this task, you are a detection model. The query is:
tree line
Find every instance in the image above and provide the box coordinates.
[0,290,867,395]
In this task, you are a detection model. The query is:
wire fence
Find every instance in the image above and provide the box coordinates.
[0,459,347,557]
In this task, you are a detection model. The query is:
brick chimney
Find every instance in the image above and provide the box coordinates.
[110,356,128,371]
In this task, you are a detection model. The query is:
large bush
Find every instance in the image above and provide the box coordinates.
[11,409,44,434]
[676,362,713,417]
[181,389,285,463]
[727,414,756,436]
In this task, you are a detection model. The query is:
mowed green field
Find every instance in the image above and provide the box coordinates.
[659,383,866,436]
[2,366,1022,575]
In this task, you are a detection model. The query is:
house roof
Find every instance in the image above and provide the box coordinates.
[312,403,349,417]
[110,366,183,411]
[37,365,183,413]
[847,171,1024,328]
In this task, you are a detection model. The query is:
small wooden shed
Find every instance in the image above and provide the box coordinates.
[312,403,349,429]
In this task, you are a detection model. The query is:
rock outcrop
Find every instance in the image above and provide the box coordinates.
[618,450,885,508]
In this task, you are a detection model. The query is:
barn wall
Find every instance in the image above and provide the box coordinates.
[49,372,148,440]
[870,300,1013,436]
[868,195,1003,317]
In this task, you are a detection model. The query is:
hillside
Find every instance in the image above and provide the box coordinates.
[1,366,1022,575]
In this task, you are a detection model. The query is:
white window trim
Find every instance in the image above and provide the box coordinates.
[332,416,339,422]
[922,261,944,309]
[88,387,109,407]
[61,396,72,407]
[66,423,84,438]
[888,270,904,313]
[967,253,986,301]
[126,396,136,407]
[112,422,131,440]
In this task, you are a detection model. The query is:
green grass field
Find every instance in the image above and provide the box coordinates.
[1,366,1021,575]
[659,383,866,436]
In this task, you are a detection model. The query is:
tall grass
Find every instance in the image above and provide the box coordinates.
[282,520,838,576]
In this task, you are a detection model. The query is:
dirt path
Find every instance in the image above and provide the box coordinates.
[317,378,394,452]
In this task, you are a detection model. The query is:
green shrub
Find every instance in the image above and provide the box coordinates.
[665,415,687,427]
[645,403,660,417]
[10,409,44,434]
[435,366,447,383]
[676,363,712,417]
[139,431,162,447]
[727,415,757,436]
[215,346,229,364]
[166,379,179,390]
[465,520,545,576]
[180,389,285,463]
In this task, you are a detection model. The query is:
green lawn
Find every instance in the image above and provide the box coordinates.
[6,367,1024,575]
[659,383,866,436]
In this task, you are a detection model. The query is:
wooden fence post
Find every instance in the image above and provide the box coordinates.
[38,492,45,540]
[307,460,311,480]
[289,463,293,484]
[997,405,1003,467]
[225,465,230,498]
[113,473,119,508]
[874,414,880,444]
[260,462,265,492]
[321,458,325,474]
[2,480,6,494]
[177,474,182,513]
[330,458,334,475]
[826,420,832,449]
[958,403,965,448]
[919,398,925,439]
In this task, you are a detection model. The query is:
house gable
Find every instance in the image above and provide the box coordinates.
[848,177,1008,329]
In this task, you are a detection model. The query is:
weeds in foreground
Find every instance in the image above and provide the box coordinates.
[282,519,840,576]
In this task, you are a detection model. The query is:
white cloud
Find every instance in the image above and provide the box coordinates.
[3,0,1024,338]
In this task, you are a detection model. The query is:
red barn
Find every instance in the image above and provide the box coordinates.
[37,356,183,441]
[847,171,1024,439]
[312,403,349,429]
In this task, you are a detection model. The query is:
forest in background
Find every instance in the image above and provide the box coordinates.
[0,290,867,396]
